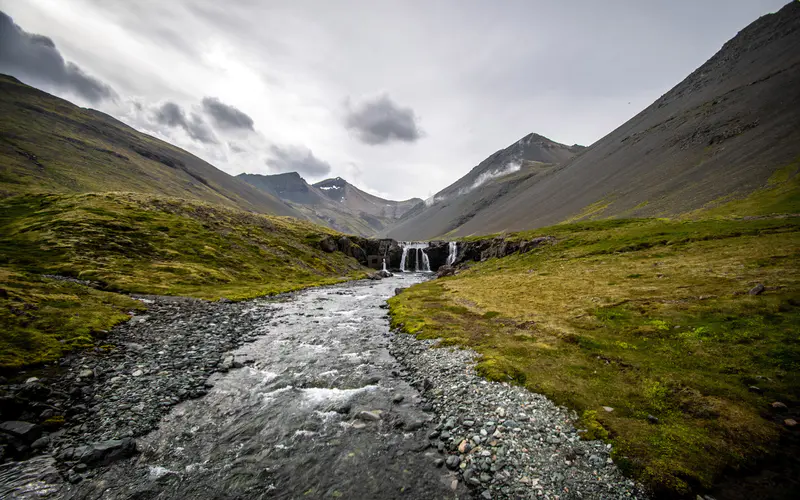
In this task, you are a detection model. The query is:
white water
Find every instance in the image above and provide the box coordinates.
[399,242,431,273]
[446,241,457,266]
[382,259,387,272]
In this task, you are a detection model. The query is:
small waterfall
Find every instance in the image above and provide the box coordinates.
[421,251,431,272]
[381,259,387,273]
[446,241,457,266]
[399,242,432,273]
[399,247,408,272]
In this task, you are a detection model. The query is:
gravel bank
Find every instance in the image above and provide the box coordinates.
[1,293,281,480]
[389,333,650,499]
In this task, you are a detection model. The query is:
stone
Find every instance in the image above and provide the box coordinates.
[319,236,337,253]
[771,401,788,410]
[64,438,138,466]
[445,455,461,470]
[748,283,765,296]
[0,421,41,441]
[78,369,94,378]
[394,288,405,296]
[748,386,763,394]
[785,419,797,427]
[404,419,424,431]
[647,414,660,424]
[355,410,382,422]
[481,490,492,499]
[434,458,444,468]
[132,369,144,377]
[602,406,614,412]
[25,377,40,384]
[458,440,470,453]
[31,436,50,450]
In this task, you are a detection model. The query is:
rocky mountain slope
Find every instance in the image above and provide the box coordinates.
[238,172,421,236]
[386,134,583,239]
[314,177,422,220]
[388,1,800,240]
[0,75,298,217]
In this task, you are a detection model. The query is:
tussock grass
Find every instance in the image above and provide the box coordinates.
[0,192,369,369]
[389,214,799,496]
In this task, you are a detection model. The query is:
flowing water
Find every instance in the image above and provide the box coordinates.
[4,275,462,499]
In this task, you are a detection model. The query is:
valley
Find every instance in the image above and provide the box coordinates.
[1,2,799,500]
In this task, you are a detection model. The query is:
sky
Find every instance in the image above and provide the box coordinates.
[0,0,789,201]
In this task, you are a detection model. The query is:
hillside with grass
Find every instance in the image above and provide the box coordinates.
[388,169,800,497]
[0,74,297,217]
[0,192,369,370]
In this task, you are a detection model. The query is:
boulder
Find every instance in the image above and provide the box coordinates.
[436,265,455,278]
[319,236,337,253]
[377,270,393,278]
[0,421,42,442]
[59,438,137,467]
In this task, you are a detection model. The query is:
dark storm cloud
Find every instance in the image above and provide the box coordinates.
[153,101,217,144]
[202,97,255,131]
[344,94,422,145]
[0,11,115,103]
[267,145,332,177]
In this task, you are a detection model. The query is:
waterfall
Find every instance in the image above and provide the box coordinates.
[446,241,457,266]
[399,247,408,272]
[381,259,387,273]
[421,251,431,272]
[399,242,432,273]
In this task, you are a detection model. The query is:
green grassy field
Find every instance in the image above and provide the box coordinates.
[0,192,369,370]
[389,166,800,496]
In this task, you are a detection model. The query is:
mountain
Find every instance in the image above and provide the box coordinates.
[386,134,584,239]
[388,2,800,239]
[237,172,422,236]
[0,74,298,217]
[313,177,422,221]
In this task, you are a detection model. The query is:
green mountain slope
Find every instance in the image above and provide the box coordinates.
[0,74,298,217]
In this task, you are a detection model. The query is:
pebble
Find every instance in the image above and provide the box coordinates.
[390,332,648,499]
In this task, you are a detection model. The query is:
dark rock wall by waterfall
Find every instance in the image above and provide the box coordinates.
[320,234,555,272]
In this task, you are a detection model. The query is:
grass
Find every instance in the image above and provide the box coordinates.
[0,268,143,369]
[389,213,800,497]
[0,192,369,369]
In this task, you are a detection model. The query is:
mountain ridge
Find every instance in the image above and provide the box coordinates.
[237,172,421,236]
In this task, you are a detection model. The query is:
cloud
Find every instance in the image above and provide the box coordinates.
[0,10,115,103]
[267,145,332,178]
[153,101,217,144]
[344,94,422,145]
[202,97,255,131]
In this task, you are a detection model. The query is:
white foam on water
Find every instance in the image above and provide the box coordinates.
[318,369,339,378]
[148,465,177,480]
[260,385,292,404]
[293,430,316,438]
[300,385,377,408]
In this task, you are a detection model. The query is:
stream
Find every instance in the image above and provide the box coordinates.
[3,274,464,499]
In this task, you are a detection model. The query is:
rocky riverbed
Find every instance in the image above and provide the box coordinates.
[1,275,648,499]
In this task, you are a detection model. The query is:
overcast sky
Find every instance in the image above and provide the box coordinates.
[0,0,788,200]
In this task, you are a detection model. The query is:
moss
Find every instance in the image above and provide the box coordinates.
[580,410,610,440]
[0,192,370,369]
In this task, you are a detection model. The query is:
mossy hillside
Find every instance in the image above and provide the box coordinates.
[0,192,370,369]
[0,268,143,369]
[389,215,800,496]
[0,192,369,299]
